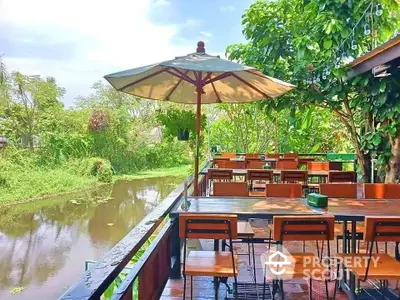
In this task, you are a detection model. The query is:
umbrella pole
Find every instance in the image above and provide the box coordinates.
[194,88,201,196]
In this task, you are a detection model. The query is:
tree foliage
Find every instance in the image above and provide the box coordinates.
[227,0,400,182]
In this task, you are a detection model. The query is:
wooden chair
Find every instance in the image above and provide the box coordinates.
[221,152,236,158]
[208,168,233,181]
[218,160,238,169]
[216,160,238,169]
[263,215,335,299]
[328,171,357,183]
[213,158,229,168]
[248,160,266,169]
[180,214,238,299]
[277,159,298,170]
[213,182,249,197]
[328,161,343,170]
[266,153,280,159]
[208,169,233,195]
[265,183,303,198]
[338,217,400,298]
[247,170,274,190]
[283,153,298,158]
[280,170,308,183]
[307,161,329,171]
[319,183,358,198]
[298,157,316,168]
[364,183,400,199]
[319,183,361,252]
[245,153,260,158]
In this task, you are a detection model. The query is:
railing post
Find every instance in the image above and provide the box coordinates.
[170,217,181,279]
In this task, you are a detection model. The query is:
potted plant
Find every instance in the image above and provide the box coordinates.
[156,108,206,141]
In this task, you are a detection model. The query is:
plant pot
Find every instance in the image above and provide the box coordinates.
[177,128,189,141]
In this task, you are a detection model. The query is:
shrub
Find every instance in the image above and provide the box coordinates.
[88,109,109,133]
[67,157,113,182]
[98,164,112,183]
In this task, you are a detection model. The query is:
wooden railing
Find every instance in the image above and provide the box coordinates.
[59,164,210,300]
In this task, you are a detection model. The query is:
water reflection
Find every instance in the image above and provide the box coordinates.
[0,176,183,300]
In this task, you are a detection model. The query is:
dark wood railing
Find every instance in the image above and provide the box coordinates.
[59,163,210,300]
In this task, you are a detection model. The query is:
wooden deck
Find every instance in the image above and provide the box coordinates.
[161,227,400,299]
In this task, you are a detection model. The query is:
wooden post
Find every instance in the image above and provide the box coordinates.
[194,77,202,196]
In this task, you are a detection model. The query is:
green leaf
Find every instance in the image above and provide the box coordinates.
[323,39,332,49]
[379,82,386,93]
[310,142,321,153]
[372,134,381,146]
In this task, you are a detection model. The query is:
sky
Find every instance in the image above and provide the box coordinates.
[0,0,254,106]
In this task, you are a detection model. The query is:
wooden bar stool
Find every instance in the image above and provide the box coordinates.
[320,183,362,253]
[280,170,308,183]
[265,183,303,198]
[221,152,237,158]
[264,183,303,251]
[364,183,400,199]
[328,171,357,183]
[263,215,335,300]
[266,153,280,159]
[208,169,233,196]
[277,159,298,170]
[248,160,266,169]
[337,217,400,298]
[213,181,248,197]
[180,214,239,299]
[247,169,274,190]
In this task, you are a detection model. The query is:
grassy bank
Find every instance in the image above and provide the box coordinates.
[0,164,192,206]
[117,164,192,180]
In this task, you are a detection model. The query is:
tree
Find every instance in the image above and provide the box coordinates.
[2,72,65,148]
[227,0,400,181]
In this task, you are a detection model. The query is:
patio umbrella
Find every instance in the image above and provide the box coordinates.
[104,41,295,195]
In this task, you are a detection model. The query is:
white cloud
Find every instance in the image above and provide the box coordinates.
[0,0,193,106]
[200,31,213,38]
[153,0,170,6]
[183,18,202,28]
[220,5,235,12]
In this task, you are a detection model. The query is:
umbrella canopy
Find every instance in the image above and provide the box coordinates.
[104,41,295,194]
[105,42,295,104]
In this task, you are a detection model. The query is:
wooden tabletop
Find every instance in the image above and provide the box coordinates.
[214,157,277,162]
[171,197,400,221]
[320,198,400,219]
[172,197,318,219]
[201,168,329,176]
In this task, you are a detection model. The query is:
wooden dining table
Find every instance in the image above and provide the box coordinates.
[201,167,330,185]
[169,196,400,298]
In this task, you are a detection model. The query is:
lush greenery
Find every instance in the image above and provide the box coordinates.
[227,0,400,182]
[0,61,195,203]
[1,0,399,205]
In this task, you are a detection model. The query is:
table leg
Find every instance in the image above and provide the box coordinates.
[349,221,357,293]
[170,217,181,278]
[342,221,348,286]
[214,239,220,251]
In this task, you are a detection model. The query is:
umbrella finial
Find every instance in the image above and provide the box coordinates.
[196,41,205,53]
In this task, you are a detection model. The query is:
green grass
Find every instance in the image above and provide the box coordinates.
[0,168,98,206]
[0,164,191,206]
[116,164,192,180]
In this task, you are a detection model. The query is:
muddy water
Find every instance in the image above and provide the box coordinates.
[0,176,183,300]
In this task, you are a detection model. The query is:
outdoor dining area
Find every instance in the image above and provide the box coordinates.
[162,152,400,300]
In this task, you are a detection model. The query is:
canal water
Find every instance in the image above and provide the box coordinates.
[0,176,183,300]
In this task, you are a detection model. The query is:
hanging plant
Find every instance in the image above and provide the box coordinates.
[156,108,206,141]
[177,128,190,141]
